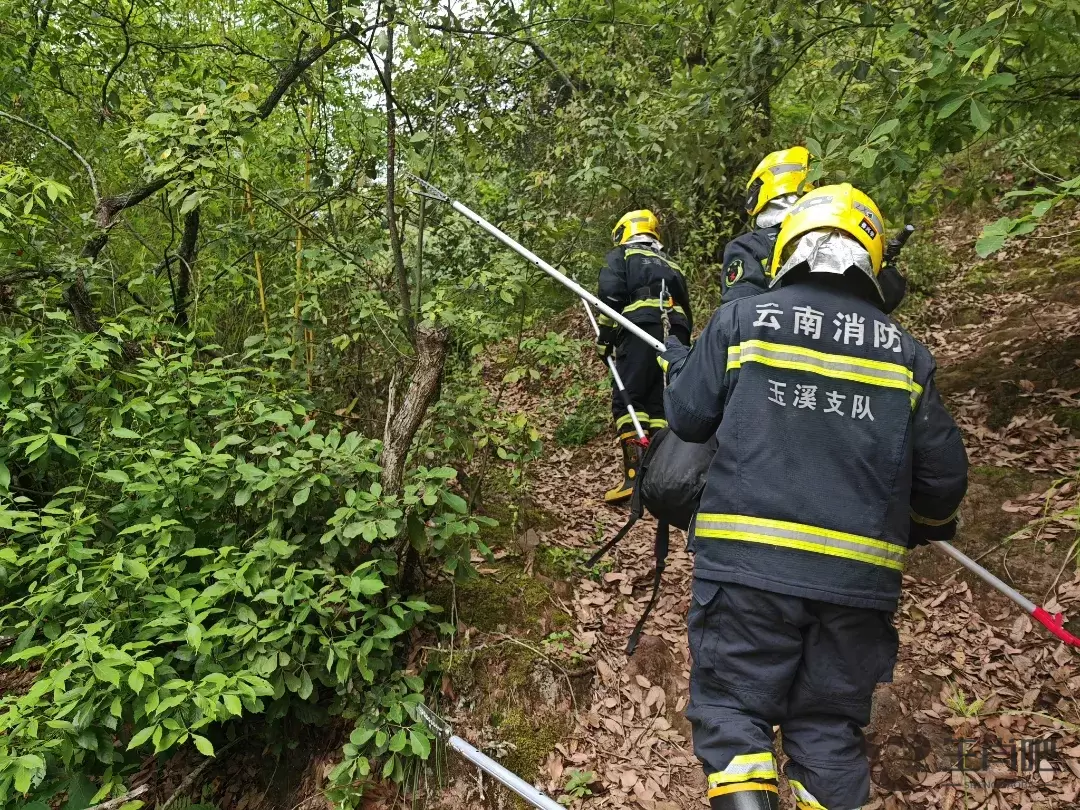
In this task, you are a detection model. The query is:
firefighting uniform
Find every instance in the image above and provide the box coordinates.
[662,277,968,809]
[597,238,692,435]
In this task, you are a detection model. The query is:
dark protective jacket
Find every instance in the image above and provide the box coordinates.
[663,278,968,612]
[597,240,693,345]
[719,226,779,304]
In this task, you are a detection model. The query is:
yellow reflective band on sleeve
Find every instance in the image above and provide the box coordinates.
[910,507,960,526]
[597,313,616,327]
[657,356,669,371]
[616,412,648,429]
[725,339,923,408]
[708,783,780,800]
[648,418,668,429]
[790,780,829,810]
[694,514,907,570]
[623,299,687,318]
[708,753,778,786]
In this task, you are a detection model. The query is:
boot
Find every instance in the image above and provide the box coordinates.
[709,784,781,810]
[604,435,640,503]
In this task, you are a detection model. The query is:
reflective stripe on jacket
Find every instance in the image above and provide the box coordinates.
[664,278,968,611]
[597,240,693,336]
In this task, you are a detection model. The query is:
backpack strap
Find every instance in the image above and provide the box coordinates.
[626,520,670,656]
[587,451,648,568]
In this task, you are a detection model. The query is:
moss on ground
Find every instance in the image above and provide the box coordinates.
[497,708,568,784]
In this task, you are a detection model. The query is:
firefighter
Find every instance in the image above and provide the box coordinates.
[597,209,692,503]
[720,146,812,304]
[722,146,909,314]
[659,184,968,810]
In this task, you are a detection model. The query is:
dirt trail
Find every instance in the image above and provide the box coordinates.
[431,211,1080,810]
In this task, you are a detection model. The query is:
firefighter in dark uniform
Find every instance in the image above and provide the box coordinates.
[720,146,812,304]
[659,185,968,810]
[597,209,692,503]
[722,145,910,315]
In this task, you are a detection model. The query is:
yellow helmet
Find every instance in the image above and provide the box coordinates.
[612,209,660,246]
[770,183,886,278]
[745,146,812,216]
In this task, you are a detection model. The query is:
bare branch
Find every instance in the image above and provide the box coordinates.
[0,109,100,203]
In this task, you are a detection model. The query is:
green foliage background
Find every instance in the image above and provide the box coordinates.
[1,0,1079,805]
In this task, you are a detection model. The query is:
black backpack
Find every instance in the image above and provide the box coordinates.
[588,428,717,654]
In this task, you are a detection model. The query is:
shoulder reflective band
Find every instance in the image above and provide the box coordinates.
[726,339,923,408]
[694,514,907,570]
[623,247,682,271]
[708,753,777,787]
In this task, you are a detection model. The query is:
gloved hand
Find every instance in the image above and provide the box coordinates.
[596,325,617,360]
[657,334,690,373]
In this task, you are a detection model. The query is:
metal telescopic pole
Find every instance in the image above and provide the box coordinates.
[582,302,647,442]
[407,175,665,353]
[417,705,565,810]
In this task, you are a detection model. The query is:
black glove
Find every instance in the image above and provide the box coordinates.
[879,262,908,315]
[596,325,617,359]
[657,334,690,373]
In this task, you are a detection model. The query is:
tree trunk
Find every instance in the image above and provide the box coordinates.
[173,207,201,329]
[380,325,449,499]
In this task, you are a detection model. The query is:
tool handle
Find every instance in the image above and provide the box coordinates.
[932,541,1036,612]
[448,736,565,810]
[884,224,915,266]
[583,303,648,441]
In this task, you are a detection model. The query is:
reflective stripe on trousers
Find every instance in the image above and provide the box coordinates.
[694,514,907,570]
[726,340,923,408]
[790,779,831,810]
[708,752,779,801]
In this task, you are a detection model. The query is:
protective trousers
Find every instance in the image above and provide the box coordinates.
[687,579,898,810]
[611,322,690,437]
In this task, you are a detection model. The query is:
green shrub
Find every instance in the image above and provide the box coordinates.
[0,321,485,806]
[554,388,609,447]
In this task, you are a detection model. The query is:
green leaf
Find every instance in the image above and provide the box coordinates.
[410,728,431,760]
[184,438,203,457]
[112,427,142,439]
[192,734,215,756]
[442,491,468,514]
[234,488,252,507]
[224,694,243,715]
[186,622,203,650]
[937,95,967,120]
[128,669,146,694]
[127,725,156,749]
[975,230,1007,258]
[93,662,121,686]
[1032,199,1054,218]
[986,2,1010,20]
[867,118,899,142]
[970,98,992,132]
[99,469,130,484]
[293,487,311,506]
[14,766,31,794]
